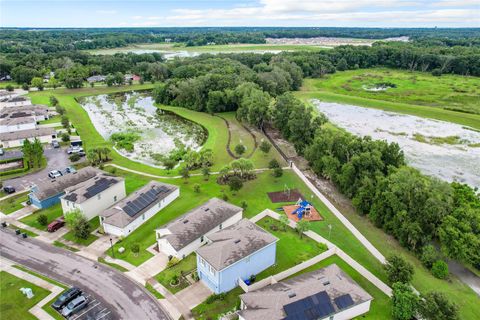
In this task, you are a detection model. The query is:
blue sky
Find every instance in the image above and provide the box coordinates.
[1,0,479,28]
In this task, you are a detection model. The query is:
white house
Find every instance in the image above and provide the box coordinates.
[0,105,50,133]
[0,116,37,133]
[61,173,126,220]
[238,264,373,320]
[100,181,179,237]
[156,198,243,259]
[0,96,32,109]
[0,127,57,148]
[196,219,278,294]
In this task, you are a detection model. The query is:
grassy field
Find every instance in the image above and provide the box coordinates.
[20,204,63,231]
[0,193,28,214]
[0,271,51,320]
[85,42,326,55]
[298,69,480,130]
[155,253,197,294]
[255,217,327,280]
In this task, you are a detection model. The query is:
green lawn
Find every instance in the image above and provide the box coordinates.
[192,287,243,320]
[8,224,38,237]
[20,204,63,231]
[0,193,28,214]
[0,271,51,320]
[62,217,100,246]
[145,282,164,299]
[255,217,327,280]
[40,115,61,124]
[97,257,129,272]
[155,253,197,294]
[297,69,480,130]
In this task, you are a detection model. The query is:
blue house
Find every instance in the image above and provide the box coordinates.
[196,219,278,294]
[29,167,101,209]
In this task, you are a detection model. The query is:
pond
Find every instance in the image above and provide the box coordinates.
[79,91,206,167]
[312,100,480,188]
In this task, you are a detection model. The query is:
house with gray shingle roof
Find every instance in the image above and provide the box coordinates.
[61,171,126,220]
[155,198,243,260]
[237,264,373,320]
[196,218,278,294]
[100,181,179,237]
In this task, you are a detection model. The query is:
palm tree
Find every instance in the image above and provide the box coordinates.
[102,147,111,161]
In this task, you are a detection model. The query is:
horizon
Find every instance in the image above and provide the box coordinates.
[1,0,479,28]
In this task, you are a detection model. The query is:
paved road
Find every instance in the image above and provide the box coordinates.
[0,228,171,320]
[4,146,71,190]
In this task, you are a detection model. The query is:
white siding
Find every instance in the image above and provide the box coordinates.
[1,133,55,148]
[156,210,243,259]
[320,300,372,320]
[0,121,36,133]
[62,180,126,220]
[102,188,180,237]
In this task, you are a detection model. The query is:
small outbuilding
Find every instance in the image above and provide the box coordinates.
[100,181,179,237]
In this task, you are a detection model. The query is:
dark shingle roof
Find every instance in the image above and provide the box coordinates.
[160,198,242,251]
[196,219,277,271]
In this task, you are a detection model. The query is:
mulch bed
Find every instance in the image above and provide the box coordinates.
[268,189,305,203]
[283,204,323,222]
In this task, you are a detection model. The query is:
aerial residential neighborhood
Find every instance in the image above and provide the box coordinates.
[1,2,479,320]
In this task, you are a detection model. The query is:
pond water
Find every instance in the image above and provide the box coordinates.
[312,100,480,187]
[79,91,206,167]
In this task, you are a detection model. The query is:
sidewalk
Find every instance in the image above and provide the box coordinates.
[1,257,64,320]
[125,252,169,285]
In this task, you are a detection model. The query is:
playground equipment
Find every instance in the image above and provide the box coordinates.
[292,199,314,220]
[20,287,34,299]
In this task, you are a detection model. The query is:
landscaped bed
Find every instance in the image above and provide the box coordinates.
[0,271,50,320]
[154,253,197,294]
[254,217,327,280]
[0,193,28,214]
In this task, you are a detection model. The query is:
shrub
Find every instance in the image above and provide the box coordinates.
[69,154,80,162]
[110,132,140,152]
[273,167,283,178]
[61,115,70,128]
[420,245,438,269]
[61,133,70,142]
[49,95,59,106]
[259,140,271,155]
[431,69,442,77]
[228,176,243,193]
[131,243,140,256]
[431,260,449,279]
[193,184,201,193]
[240,200,248,210]
[55,105,66,115]
[269,159,280,169]
[5,84,14,92]
[162,158,176,171]
[37,214,48,226]
[167,257,180,268]
[222,192,229,201]
[206,293,226,304]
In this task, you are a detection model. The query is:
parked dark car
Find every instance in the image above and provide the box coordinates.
[3,186,15,194]
[51,287,82,310]
[47,217,65,232]
[61,295,88,318]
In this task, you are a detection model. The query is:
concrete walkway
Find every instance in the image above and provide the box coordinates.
[1,257,64,320]
[174,281,212,310]
[77,235,115,261]
[7,205,37,220]
[125,252,169,286]
[150,279,193,320]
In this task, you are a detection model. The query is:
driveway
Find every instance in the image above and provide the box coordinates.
[0,228,171,320]
[4,146,71,191]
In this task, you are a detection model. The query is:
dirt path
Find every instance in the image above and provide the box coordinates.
[214,114,258,159]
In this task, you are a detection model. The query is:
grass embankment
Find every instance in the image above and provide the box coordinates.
[0,271,51,320]
[255,217,327,280]
[155,253,197,294]
[297,69,480,130]
[0,193,28,214]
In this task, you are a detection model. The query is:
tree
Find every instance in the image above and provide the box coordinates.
[61,115,70,128]
[64,209,91,240]
[202,166,210,181]
[279,214,290,231]
[131,243,140,257]
[240,200,248,210]
[234,144,246,156]
[431,260,449,279]
[259,140,271,155]
[31,77,44,91]
[22,139,33,168]
[228,176,243,193]
[37,214,48,226]
[230,158,254,179]
[55,105,66,115]
[163,158,176,172]
[336,58,349,71]
[384,255,414,285]
[21,83,29,91]
[418,292,458,320]
[48,77,59,89]
[49,95,59,106]
[61,132,70,142]
[391,282,419,320]
[180,167,190,184]
[268,159,280,169]
[273,167,283,178]
[296,219,310,238]
[5,84,14,92]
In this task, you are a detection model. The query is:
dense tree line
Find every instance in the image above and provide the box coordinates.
[1,27,479,54]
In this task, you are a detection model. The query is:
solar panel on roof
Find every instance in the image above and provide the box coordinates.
[120,186,167,218]
[283,291,335,320]
[334,294,354,310]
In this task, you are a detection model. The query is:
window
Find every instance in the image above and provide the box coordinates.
[114,195,117,202]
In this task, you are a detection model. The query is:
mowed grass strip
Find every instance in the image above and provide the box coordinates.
[0,193,28,214]
[20,204,63,231]
[0,271,51,320]
[155,253,197,294]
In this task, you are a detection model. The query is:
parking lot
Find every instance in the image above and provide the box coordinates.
[55,292,113,320]
[3,146,72,191]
